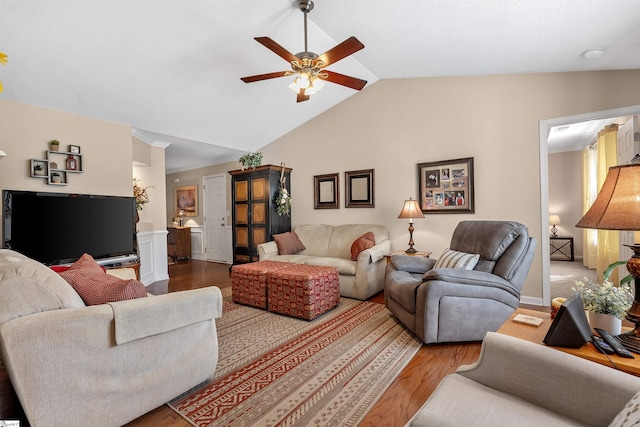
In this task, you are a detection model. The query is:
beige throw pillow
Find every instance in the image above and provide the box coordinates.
[433,248,480,270]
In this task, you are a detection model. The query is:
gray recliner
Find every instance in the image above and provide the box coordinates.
[384,221,537,344]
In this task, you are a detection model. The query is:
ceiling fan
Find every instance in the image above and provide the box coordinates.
[240,0,367,103]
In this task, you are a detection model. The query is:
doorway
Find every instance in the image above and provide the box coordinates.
[203,174,229,263]
[539,104,640,306]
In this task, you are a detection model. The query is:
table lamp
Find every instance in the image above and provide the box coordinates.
[575,163,640,336]
[178,209,185,226]
[398,198,425,253]
[549,215,561,237]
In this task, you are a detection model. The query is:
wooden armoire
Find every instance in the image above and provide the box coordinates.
[229,164,292,264]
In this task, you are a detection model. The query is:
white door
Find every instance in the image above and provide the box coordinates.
[203,174,228,262]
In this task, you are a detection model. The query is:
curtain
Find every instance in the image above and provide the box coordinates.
[582,147,598,269]
[582,126,620,282]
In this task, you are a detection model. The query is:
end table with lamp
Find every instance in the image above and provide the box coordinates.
[397,197,424,253]
[576,163,640,342]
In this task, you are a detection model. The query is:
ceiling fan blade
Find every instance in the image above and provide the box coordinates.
[322,70,367,91]
[254,37,299,63]
[241,71,289,83]
[297,88,310,103]
[315,37,364,68]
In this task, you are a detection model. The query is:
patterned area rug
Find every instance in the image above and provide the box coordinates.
[169,295,421,427]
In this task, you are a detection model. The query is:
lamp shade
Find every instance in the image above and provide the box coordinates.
[398,198,424,219]
[549,215,561,225]
[576,164,640,231]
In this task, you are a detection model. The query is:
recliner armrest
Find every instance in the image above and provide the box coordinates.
[390,254,436,273]
[423,268,518,297]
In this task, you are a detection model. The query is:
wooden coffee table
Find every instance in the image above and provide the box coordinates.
[498,308,640,377]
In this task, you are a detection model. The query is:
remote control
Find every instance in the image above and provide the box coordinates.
[616,335,640,354]
[594,328,635,358]
[591,334,614,354]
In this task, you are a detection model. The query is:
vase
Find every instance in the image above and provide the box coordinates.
[588,311,622,335]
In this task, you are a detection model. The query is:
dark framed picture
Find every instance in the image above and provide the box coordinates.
[418,157,474,213]
[176,185,197,216]
[69,145,81,154]
[314,173,339,209]
[345,169,375,208]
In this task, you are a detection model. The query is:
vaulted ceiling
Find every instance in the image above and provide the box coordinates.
[2,0,639,172]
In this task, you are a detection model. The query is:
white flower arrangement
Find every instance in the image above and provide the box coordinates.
[276,187,291,216]
[572,278,633,320]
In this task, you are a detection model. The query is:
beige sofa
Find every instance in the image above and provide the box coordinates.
[257,224,391,300]
[408,332,640,427]
[0,249,222,427]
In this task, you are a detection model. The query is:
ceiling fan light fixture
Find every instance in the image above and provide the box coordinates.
[288,73,325,95]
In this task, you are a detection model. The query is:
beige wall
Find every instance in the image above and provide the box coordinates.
[257,70,640,301]
[0,100,167,233]
[133,137,168,233]
[548,150,584,258]
[165,161,237,227]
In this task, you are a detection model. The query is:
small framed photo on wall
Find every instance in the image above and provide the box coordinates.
[69,145,81,154]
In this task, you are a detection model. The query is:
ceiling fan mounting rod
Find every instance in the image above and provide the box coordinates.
[299,0,314,53]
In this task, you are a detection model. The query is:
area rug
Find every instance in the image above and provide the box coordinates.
[169,295,422,427]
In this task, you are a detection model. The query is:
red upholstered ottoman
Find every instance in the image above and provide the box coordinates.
[267,264,340,320]
[231,261,293,309]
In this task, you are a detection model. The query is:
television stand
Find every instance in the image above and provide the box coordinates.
[104,261,141,280]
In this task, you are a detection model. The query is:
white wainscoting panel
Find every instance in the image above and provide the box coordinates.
[137,230,169,286]
[190,225,205,260]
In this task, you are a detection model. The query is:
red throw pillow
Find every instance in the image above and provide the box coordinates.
[58,253,146,305]
[273,231,306,255]
[351,232,375,261]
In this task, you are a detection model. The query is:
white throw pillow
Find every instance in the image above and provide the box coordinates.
[609,390,640,427]
[433,248,480,270]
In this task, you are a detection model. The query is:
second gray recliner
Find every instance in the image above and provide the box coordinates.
[384,220,537,344]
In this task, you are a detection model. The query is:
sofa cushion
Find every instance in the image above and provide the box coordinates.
[433,248,480,270]
[59,254,147,305]
[609,390,640,427]
[273,231,306,255]
[409,374,585,427]
[305,257,357,276]
[351,232,375,261]
[0,249,86,326]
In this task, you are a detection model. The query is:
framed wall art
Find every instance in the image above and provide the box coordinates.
[418,157,474,213]
[345,169,375,208]
[314,173,339,209]
[175,185,198,217]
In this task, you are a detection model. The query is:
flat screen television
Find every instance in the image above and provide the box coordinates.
[2,190,138,266]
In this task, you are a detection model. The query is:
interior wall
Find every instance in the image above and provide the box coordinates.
[133,137,167,233]
[0,100,168,234]
[257,69,640,303]
[165,161,238,227]
[548,150,584,258]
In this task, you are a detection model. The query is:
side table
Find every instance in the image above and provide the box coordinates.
[498,308,640,376]
[385,250,432,263]
[550,236,574,261]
